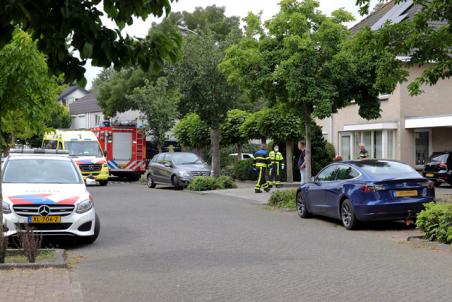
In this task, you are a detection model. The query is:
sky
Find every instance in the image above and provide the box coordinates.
[85,0,378,88]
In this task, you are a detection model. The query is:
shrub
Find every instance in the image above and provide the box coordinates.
[188,176,220,191]
[268,189,297,209]
[233,159,257,181]
[17,224,42,263]
[417,203,452,244]
[216,176,237,189]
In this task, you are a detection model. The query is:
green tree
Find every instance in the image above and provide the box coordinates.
[220,110,250,159]
[0,31,59,229]
[222,0,397,180]
[239,109,270,144]
[0,0,181,84]
[128,77,180,152]
[355,0,451,95]
[173,113,210,153]
[259,106,304,182]
[175,23,240,177]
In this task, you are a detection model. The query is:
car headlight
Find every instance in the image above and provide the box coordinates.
[76,199,93,214]
[2,201,11,214]
[178,170,191,177]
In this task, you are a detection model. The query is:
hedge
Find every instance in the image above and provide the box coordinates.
[267,189,297,209]
[188,176,237,191]
[417,202,452,245]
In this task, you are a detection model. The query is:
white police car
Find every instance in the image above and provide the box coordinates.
[1,149,100,243]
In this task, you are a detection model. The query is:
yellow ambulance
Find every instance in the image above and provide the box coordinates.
[42,130,109,186]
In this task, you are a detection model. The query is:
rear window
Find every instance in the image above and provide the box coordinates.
[354,161,421,180]
[429,153,449,163]
[3,159,82,184]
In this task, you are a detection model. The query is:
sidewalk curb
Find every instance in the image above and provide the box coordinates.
[0,249,67,270]
[407,236,452,252]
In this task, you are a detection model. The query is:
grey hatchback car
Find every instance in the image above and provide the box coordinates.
[146,152,211,189]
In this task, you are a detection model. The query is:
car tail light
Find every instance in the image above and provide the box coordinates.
[361,184,385,192]
[439,162,448,170]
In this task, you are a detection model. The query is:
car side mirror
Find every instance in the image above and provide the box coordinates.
[85,178,96,186]
[164,162,172,168]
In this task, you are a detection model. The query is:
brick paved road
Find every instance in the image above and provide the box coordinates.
[69,183,452,302]
[0,268,81,302]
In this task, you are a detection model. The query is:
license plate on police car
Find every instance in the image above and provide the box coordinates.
[426,173,434,177]
[28,216,61,223]
[395,190,418,197]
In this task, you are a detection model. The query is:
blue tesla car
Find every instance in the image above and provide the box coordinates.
[296,160,435,229]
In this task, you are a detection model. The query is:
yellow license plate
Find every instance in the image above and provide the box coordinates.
[29,216,61,223]
[426,173,434,177]
[395,190,418,197]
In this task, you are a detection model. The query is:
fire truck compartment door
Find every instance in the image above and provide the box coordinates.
[112,132,132,164]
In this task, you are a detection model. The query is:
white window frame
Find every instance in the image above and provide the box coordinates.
[339,132,353,161]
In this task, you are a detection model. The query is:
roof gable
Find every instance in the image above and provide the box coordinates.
[58,86,89,100]
[69,92,102,115]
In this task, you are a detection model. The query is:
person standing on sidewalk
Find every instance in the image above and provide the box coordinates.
[298,141,306,184]
[268,144,284,188]
[253,144,270,193]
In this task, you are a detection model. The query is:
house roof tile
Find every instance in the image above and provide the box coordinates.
[69,92,102,115]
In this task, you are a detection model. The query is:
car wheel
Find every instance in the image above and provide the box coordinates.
[99,180,108,186]
[147,175,156,188]
[296,191,310,218]
[340,199,358,230]
[82,214,100,244]
[172,175,183,190]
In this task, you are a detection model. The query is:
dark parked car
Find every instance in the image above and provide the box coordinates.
[422,151,452,187]
[146,152,210,190]
[296,160,435,230]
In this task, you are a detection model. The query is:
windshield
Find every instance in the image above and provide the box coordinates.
[354,161,421,181]
[65,141,103,157]
[429,153,449,163]
[168,153,203,165]
[3,159,82,184]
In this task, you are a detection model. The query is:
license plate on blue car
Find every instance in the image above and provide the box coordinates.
[395,190,418,197]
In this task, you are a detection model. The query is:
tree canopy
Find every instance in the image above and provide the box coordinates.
[0,0,181,84]
[355,0,451,95]
[127,77,180,152]
[0,31,59,151]
[221,0,402,179]
[173,113,210,150]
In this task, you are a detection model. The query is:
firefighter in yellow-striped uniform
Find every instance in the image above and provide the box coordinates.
[253,144,271,193]
[268,144,284,188]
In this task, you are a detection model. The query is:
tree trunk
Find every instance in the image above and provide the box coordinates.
[286,141,294,183]
[210,128,221,177]
[0,138,4,233]
[237,143,243,160]
[304,104,312,180]
[261,138,266,144]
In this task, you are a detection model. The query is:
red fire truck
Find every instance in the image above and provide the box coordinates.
[92,121,147,181]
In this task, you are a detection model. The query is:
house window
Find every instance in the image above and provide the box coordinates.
[387,130,394,159]
[342,130,396,160]
[340,135,351,160]
[95,114,101,126]
[374,130,383,158]
[415,130,430,165]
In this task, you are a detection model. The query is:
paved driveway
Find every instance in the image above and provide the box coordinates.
[69,183,452,302]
